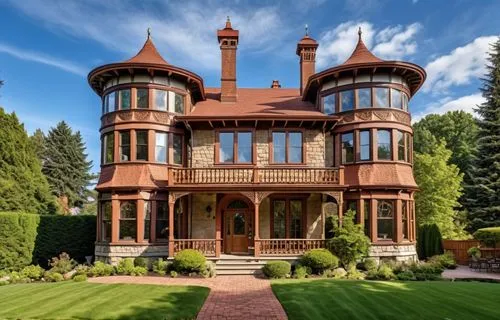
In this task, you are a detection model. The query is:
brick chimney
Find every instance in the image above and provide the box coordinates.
[296,25,318,95]
[217,17,239,103]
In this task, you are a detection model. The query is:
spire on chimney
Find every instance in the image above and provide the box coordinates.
[217,18,239,103]
[296,26,318,95]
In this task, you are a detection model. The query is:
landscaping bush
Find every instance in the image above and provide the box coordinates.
[90,261,114,277]
[323,267,347,279]
[173,249,206,273]
[417,224,444,260]
[415,272,442,281]
[409,262,444,276]
[44,271,64,282]
[363,258,378,272]
[262,261,291,279]
[367,263,396,280]
[170,270,178,278]
[74,265,91,277]
[474,227,500,247]
[152,258,170,276]
[428,252,457,269]
[301,249,339,274]
[116,258,135,275]
[467,246,481,260]
[293,265,310,279]
[131,266,148,276]
[0,212,39,271]
[48,252,76,274]
[20,265,44,280]
[33,215,96,267]
[73,274,87,282]
[0,280,8,286]
[397,270,416,281]
[8,271,30,284]
[134,257,147,269]
[200,261,216,278]
[327,210,371,268]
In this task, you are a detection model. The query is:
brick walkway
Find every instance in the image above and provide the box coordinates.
[89,275,288,320]
[443,265,500,280]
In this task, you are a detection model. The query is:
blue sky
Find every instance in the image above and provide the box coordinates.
[0,0,499,173]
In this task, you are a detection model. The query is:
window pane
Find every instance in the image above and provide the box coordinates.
[273,200,286,238]
[120,201,136,240]
[219,132,234,163]
[155,132,167,163]
[323,93,336,114]
[360,130,371,161]
[175,93,184,113]
[358,88,371,108]
[154,89,168,111]
[341,90,354,111]
[136,89,148,109]
[403,93,409,111]
[391,88,402,109]
[406,134,411,163]
[120,89,131,110]
[101,201,112,241]
[377,200,393,240]
[377,130,392,160]
[289,132,303,163]
[397,131,405,161]
[156,201,169,240]
[136,130,148,161]
[364,200,370,237]
[120,131,130,162]
[402,201,408,240]
[375,88,389,108]
[144,201,151,240]
[290,200,303,238]
[104,133,114,164]
[341,132,354,164]
[273,132,286,163]
[109,92,116,112]
[237,132,252,163]
[233,213,246,235]
[173,134,182,165]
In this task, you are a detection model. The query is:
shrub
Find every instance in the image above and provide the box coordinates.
[116,258,135,275]
[293,265,310,279]
[170,271,178,278]
[8,271,30,284]
[152,258,170,276]
[48,252,76,274]
[0,280,8,286]
[474,227,500,247]
[73,274,87,282]
[20,265,44,280]
[173,249,206,273]
[44,271,64,282]
[323,267,347,279]
[301,249,339,274]
[363,258,378,272]
[467,246,481,259]
[428,252,457,269]
[200,261,216,278]
[417,224,444,260]
[74,265,91,277]
[0,212,39,271]
[134,257,147,268]
[397,270,416,281]
[410,262,444,275]
[262,261,291,279]
[327,210,371,268]
[90,261,114,277]
[415,272,442,281]
[131,266,148,276]
[367,263,395,280]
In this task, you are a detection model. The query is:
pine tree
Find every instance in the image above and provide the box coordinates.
[467,39,500,230]
[0,108,56,214]
[42,121,94,211]
[30,129,46,162]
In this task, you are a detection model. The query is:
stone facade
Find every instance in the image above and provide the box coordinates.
[306,130,326,167]
[369,244,418,262]
[306,193,323,238]
[192,130,215,167]
[191,193,216,239]
[256,130,269,166]
[95,244,169,264]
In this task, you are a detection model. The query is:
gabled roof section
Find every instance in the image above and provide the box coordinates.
[125,35,169,65]
[342,28,383,65]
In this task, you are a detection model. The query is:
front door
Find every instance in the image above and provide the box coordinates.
[224,210,249,254]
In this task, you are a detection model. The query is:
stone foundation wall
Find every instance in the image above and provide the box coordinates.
[369,243,418,262]
[95,244,169,264]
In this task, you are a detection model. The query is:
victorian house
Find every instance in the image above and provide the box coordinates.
[88,19,425,270]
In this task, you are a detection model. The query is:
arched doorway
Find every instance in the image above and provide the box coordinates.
[222,198,251,254]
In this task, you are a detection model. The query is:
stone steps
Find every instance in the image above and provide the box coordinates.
[213,255,300,276]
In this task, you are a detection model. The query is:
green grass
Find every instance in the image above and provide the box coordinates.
[272,279,500,320]
[0,281,209,320]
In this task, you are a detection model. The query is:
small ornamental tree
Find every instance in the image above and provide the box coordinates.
[328,209,370,268]
[417,224,444,260]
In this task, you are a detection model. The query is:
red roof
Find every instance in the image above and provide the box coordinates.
[125,37,169,65]
[342,32,383,65]
[189,88,325,117]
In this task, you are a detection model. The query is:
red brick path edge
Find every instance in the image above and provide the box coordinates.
[89,275,288,320]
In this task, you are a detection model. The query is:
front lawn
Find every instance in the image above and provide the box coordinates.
[272,279,500,320]
[0,281,209,320]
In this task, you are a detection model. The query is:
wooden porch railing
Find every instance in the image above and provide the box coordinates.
[172,239,218,256]
[169,167,342,185]
[258,239,326,255]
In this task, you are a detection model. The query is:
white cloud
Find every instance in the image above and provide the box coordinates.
[0,43,87,76]
[423,36,498,93]
[412,93,485,122]
[316,21,422,69]
[6,0,286,71]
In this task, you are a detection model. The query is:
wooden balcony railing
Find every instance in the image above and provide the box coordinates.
[169,167,343,185]
[172,239,218,256]
[258,239,326,255]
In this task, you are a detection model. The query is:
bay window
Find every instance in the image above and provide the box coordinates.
[377,200,394,240]
[119,201,136,240]
[119,89,131,110]
[397,131,405,161]
[403,93,409,111]
[272,131,303,164]
[340,90,354,112]
[391,88,402,109]
[103,132,114,164]
[377,129,392,160]
[103,92,116,113]
[364,200,371,236]
[144,201,151,241]
[375,88,389,108]
[100,201,111,242]
[155,132,168,163]
[402,200,409,240]
[173,134,183,165]
[154,89,168,111]
[323,93,336,114]
[406,133,412,163]
[359,130,371,161]
[341,132,354,164]
[119,131,130,162]
[357,88,371,108]
[174,93,184,113]
[136,88,149,109]
[136,130,148,161]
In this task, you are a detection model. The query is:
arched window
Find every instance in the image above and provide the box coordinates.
[377,200,394,240]
[120,201,137,240]
[227,200,249,209]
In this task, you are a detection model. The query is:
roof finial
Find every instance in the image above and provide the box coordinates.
[305,24,309,36]
[147,27,151,39]
[225,16,232,28]
[358,26,362,40]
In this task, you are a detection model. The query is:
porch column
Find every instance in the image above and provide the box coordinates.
[215,196,222,258]
[254,201,260,258]
[168,199,175,257]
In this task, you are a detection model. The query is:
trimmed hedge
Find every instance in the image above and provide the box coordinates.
[0,212,96,270]
[33,215,96,267]
[262,261,291,279]
[0,212,40,271]
[417,224,443,260]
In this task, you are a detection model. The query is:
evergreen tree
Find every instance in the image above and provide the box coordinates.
[42,121,94,211]
[0,108,55,214]
[467,39,500,230]
[30,129,46,162]
[414,141,465,239]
